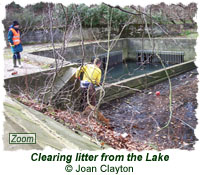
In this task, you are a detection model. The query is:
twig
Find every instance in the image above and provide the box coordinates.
[142,11,173,132]
[104,83,142,92]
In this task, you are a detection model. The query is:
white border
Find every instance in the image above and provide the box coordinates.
[0,0,199,175]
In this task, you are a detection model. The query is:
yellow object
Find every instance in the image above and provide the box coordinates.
[75,64,101,85]
[9,43,14,47]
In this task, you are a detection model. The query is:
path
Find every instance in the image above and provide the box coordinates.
[4,59,43,79]
[4,41,104,79]
[4,43,55,79]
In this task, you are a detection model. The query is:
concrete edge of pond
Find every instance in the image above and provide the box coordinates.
[24,38,196,64]
[4,62,78,80]
[3,95,110,150]
[98,60,197,103]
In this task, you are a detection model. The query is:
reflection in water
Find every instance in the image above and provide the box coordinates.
[104,60,171,83]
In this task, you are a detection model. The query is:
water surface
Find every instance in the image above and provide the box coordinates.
[104,61,171,83]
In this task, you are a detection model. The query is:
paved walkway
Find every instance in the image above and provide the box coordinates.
[4,41,99,79]
[3,44,53,79]
[4,59,43,79]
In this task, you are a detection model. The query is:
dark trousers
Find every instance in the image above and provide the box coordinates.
[81,84,96,111]
[13,52,21,66]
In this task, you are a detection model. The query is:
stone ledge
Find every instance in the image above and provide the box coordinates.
[4,96,107,150]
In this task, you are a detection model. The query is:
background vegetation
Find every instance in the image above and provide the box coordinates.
[3,2,197,40]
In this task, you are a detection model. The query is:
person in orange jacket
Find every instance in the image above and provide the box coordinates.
[8,21,23,68]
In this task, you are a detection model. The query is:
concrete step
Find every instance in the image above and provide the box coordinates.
[4,96,106,150]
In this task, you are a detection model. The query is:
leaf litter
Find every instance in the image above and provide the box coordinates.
[15,69,198,150]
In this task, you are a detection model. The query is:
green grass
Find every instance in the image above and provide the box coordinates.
[181,30,192,36]
[180,30,198,38]
[3,49,12,60]
[185,32,198,39]
[41,64,50,69]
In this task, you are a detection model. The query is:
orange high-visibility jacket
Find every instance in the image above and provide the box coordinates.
[9,28,20,45]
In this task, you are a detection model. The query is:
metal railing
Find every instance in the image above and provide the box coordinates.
[136,50,184,64]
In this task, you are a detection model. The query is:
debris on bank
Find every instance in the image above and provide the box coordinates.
[15,69,198,150]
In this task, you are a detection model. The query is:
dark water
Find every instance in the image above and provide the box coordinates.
[104,61,171,83]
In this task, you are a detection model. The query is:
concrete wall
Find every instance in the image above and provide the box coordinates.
[4,60,196,107]
[4,96,105,150]
[4,63,78,95]
[5,23,195,45]
[127,38,196,62]
[27,38,196,65]
[29,39,128,63]
[98,60,196,103]
[5,38,197,106]
[5,28,103,45]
